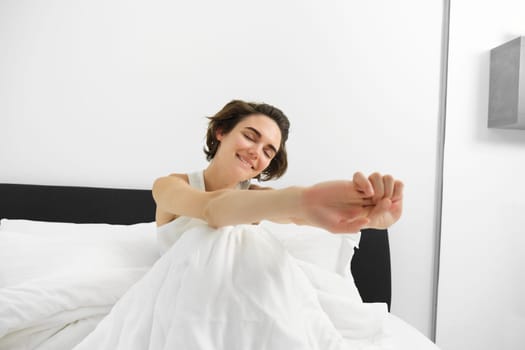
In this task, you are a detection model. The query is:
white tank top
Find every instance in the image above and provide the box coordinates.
[156,170,251,255]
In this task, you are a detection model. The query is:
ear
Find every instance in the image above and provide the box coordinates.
[215,128,224,141]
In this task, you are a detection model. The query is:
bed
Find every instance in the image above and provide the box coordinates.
[0,183,439,349]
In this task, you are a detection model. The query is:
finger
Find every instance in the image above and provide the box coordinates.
[367,197,391,217]
[383,174,395,199]
[375,197,392,210]
[360,198,375,206]
[392,180,404,201]
[369,172,384,201]
[353,172,374,197]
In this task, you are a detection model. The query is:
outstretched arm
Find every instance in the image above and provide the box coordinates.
[152,173,379,233]
[250,172,404,231]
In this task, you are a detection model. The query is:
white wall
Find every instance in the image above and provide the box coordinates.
[0,0,444,338]
[437,0,525,349]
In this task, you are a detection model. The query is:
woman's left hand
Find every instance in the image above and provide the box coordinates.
[353,172,404,229]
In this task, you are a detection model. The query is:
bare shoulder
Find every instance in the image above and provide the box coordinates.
[153,173,190,227]
[168,173,189,183]
[153,173,190,190]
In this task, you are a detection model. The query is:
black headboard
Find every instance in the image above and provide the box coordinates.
[0,182,391,310]
[0,183,156,224]
[352,228,392,311]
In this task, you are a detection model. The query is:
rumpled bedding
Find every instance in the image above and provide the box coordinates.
[0,268,148,350]
[72,224,388,349]
[0,223,439,350]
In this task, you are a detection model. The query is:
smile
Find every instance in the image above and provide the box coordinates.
[236,154,254,169]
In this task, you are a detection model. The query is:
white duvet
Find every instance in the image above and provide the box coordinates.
[0,268,147,349]
[0,223,439,350]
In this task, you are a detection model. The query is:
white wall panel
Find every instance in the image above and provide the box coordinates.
[437,0,525,348]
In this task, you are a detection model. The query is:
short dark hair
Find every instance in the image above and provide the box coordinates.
[204,100,290,181]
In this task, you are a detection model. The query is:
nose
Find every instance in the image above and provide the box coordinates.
[247,145,261,159]
[247,144,263,163]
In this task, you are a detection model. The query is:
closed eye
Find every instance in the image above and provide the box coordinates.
[265,149,276,159]
[243,133,255,142]
[243,127,278,158]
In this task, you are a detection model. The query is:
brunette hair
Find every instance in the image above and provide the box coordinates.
[204,100,290,181]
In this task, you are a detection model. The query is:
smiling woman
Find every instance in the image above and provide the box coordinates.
[208,114,283,185]
[152,100,403,231]
[203,100,289,182]
[72,99,410,350]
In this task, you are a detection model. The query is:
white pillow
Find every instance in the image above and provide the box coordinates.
[259,220,361,277]
[0,219,360,287]
[0,219,159,288]
[0,218,154,237]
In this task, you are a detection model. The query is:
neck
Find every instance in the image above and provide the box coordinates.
[203,162,242,192]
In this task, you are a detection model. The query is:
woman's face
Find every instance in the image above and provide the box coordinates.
[215,114,282,181]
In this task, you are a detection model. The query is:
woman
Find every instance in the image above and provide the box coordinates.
[75,100,404,350]
[153,99,403,235]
